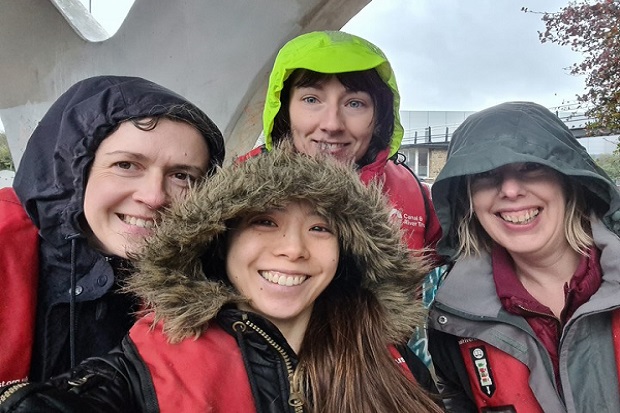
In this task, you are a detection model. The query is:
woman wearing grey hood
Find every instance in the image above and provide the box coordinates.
[0,146,442,412]
[427,101,620,412]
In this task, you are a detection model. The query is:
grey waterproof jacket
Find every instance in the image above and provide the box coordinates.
[428,102,620,412]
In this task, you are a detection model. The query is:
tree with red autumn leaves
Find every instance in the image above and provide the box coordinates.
[524,0,620,135]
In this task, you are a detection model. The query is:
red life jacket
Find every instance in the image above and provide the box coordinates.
[0,187,39,386]
[130,314,414,413]
[359,153,437,252]
[459,309,620,412]
[130,314,257,413]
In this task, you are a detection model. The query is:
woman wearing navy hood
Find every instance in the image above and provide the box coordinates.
[0,75,225,384]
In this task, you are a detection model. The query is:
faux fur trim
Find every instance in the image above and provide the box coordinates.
[126,146,429,343]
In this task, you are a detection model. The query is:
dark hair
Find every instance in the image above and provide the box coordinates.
[272,69,394,166]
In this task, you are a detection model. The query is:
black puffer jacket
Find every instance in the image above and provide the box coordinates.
[12,76,225,381]
[0,147,436,412]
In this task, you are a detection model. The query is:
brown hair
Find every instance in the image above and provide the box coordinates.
[292,255,443,412]
[272,69,394,166]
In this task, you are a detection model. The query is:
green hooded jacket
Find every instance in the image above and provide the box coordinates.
[432,101,620,258]
[262,30,404,157]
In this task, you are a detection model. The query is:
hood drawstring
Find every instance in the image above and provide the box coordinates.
[66,234,79,369]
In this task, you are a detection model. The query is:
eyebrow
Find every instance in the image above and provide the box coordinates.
[297,83,363,92]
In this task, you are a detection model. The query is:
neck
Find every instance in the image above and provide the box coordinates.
[511,243,581,285]
[511,243,582,318]
[237,304,309,354]
[273,321,307,354]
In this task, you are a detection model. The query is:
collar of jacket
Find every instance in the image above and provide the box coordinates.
[431,218,620,324]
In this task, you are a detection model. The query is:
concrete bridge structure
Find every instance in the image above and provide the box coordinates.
[0,0,369,167]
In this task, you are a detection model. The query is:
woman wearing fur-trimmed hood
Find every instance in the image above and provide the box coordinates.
[0,146,442,413]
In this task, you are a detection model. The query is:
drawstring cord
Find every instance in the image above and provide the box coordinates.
[67,234,79,369]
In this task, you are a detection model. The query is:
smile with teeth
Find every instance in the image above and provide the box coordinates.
[260,270,308,286]
[316,141,346,152]
[119,214,156,229]
[499,208,540,224]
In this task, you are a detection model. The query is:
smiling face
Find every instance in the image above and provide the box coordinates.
[288,76,375,163]
[470,162,570,259]
[83,118,210,258]
[226,201,339,341]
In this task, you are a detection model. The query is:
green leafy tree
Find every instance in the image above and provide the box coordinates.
[595,152,620,183]
[0,131,15,171]
[525,0,620,135]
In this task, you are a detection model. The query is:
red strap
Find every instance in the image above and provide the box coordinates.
[458,338,543,412]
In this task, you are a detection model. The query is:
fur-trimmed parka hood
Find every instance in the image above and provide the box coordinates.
[128,146,428,343]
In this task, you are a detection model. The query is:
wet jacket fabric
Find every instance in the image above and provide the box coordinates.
[0,148,435,413]
[3,76,225,382]
[258,30,442,253]
[428,101,620,412]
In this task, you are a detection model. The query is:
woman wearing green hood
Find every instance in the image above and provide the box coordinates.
[428,101,620,412]
[243,30,442,259]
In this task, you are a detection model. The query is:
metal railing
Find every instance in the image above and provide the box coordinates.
[401,104,593,146]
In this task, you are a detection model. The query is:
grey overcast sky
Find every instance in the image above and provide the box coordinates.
[343,0,584,111]
[0,0,583,132]
[72,0,586,113]
[82,0,583,113]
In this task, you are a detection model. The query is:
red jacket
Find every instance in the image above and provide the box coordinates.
[0,188,39,386]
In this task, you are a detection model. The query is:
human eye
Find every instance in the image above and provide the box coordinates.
[310,224,331,233]
[171,171,198,187]
[248,215,277,228]
[520,162,543,173]
[302,96,319,104]
[309,218,336,235]
[471,170,496,182]
[347,99,365,109]
[469,169,500,190]
[113,161,134,170]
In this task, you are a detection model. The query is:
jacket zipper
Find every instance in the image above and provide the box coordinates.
[0,383,29,404]
[235,315,304,413]
[516,305,559,320]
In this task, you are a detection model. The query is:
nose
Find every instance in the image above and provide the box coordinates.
[274,229,310,260]
[319,104,345,133]
[133,173,169,210]
[498,173,525,199]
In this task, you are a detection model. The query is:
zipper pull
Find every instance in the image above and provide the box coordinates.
[288,373,304,408]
